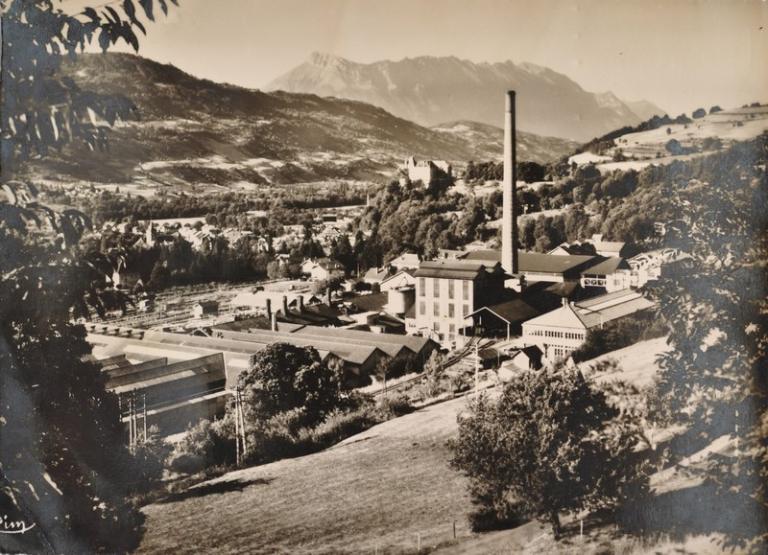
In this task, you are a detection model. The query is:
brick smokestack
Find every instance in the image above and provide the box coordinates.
[501,90,519,275]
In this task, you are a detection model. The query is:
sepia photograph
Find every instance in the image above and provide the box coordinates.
[1,0,767,553]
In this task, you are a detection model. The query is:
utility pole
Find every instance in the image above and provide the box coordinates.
[474,342,479,400]
[237,387,248,458]
[142,392,148,443]
[234,389,241,466]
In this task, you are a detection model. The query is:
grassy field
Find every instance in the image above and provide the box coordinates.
[138,395,477,554]
[138,339,743,554]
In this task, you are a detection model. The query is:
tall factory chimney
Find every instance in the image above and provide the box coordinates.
[501,90,519,276]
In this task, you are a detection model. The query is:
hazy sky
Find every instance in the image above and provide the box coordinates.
[76,0,768,115]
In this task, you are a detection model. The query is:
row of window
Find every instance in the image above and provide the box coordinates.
[418,277,470,301]
[419,301,470,319]
[432,322,457,334]
[527,329,586,341]
[552,346,575,359]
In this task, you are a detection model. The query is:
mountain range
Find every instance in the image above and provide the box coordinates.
[268,52,665,142]
[23,53,577,188]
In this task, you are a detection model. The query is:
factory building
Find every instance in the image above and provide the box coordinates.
[521,289,655,362]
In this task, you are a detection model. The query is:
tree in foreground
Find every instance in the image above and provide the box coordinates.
[650,135,768,548]
[1,0,174,552]
[451,367,650,537]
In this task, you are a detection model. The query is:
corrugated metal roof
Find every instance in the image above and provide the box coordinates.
[523,290,655,330]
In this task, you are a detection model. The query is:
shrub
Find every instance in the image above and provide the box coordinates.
[131,427,171,492]
[310,406,381,448]
[168,418,233,474]
[466,482,526,532]
[376,394,413,418]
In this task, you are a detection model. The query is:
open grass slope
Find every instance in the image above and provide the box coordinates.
[138,395,476,554]
[138,338,745,554]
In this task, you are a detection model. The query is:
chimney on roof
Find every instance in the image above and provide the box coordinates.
[298,295,304,311]
[501,90,519,276]
[271,310,278,332]
[265,298,272,320]
[282,295,288,315]
[326,287,332,306]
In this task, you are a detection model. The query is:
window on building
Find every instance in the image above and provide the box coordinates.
[419,277,425,297]
[462,280,469,300]
[448,303,455,318]
[463,303,469,318]
[419,301,426,315]
[448,280,455,299]
[434,321,440,332]
[433,278,439,298]
[449,323,456,334]
[433,303,439,317]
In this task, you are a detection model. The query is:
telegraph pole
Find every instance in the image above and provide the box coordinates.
[142,392,148,442]
[474,342,480,400]
[234,389,241,466]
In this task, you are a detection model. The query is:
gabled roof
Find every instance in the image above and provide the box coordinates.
[524,290,655,330]
[380,268,416,286]
[523,303,589,330]
[414,259,506,280]
[466,298,541,325]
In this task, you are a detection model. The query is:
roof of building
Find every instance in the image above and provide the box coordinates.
[462,250,598,275]
[380,268,416,286]
[387,253,421,268]
[582,257,631,276]
[466,298,541,325]
[287,325,433,356]
[213,328,387,365]
[363,266,393,282]
[591,235,626,253]
[523,290,655,330]
[195,300,219,309]
[548,243,598,256]
[347,292,389,313]
[414,259,506,280]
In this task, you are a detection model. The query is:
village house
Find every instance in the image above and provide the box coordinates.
[192,300,220,319]
[301,257,345,281]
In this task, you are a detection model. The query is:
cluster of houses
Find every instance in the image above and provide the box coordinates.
[102,204,366,257]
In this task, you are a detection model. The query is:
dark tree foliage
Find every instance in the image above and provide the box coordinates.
[452,368,650,538]
[236,343,344,429]
[0,1,174,552]
[692,108,706,119]
[649,133,768,548]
